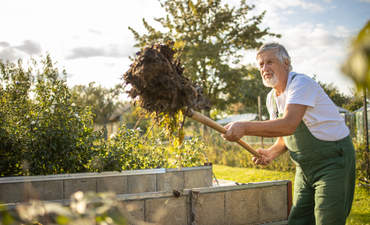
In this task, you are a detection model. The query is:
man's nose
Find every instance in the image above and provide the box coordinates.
[262,63,268,72]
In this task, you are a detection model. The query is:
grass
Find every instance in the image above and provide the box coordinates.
[213,164,370,225]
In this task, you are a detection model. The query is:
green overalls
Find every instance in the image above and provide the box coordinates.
[271,76,356,225]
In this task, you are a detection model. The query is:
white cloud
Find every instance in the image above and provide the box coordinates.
[359,0,370,3]
[14,40,42,55]
[0,48,19,62]
[66,44,133,60]
[0,40,42,62]
[0,42,10,47]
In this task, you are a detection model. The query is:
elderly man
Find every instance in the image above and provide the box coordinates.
[222,43,356,225]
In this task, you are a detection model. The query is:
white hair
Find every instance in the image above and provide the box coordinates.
[257,43,292,71]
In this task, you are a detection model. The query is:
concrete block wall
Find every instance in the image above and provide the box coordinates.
[0,166,213,204]
[118,180,291,225]
[190,181,291,225]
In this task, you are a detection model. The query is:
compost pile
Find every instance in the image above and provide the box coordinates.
[123,43,209,117]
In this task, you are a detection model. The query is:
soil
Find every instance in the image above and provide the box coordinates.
[123,43,209,117]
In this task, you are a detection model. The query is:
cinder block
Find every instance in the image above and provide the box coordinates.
[64,178,97,199]
[259,185,288,222]
[0,182,27,203]
[145,196,187,225]
[192,192,225,225]
[97,176,127,194]
[122,200,145,225]
[0,181,63,203]
[127,175,156,194]
[184,169,212,189]
[156,171,184,192]
[225,188,261,225]
[30,180,63,201]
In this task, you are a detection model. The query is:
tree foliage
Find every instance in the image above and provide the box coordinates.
[71,83,123,126]
[128,0,279,116]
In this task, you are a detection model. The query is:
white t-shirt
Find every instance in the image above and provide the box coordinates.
[266,72,349,141]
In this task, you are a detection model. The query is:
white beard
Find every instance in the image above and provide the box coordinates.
[262,74,278,88]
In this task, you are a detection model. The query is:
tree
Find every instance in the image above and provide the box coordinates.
[71,83,124,138]
[128,0,279,117]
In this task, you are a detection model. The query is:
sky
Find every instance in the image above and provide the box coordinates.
[0,0,369,96]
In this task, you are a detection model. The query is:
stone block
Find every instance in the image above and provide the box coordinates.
[0,180,64,203]
[127,174,156,194]
[122,200,145,225]
[97,176,127,194]
[259,185,288,223]
[145,196,187,225]
[192,192,225,225]
[63,178,97,199]
[0,182,27,203]
[225,188,261,225]
[156,171,184,192]
[184,169,212,189]
[30,180,64,201]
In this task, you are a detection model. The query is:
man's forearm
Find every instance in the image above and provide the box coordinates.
[241,118,296,137]
[268,137,288,160]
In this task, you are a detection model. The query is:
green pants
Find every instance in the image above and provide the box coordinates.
[284,122,356,225]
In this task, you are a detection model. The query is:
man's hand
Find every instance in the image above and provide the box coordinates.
[222,121,246,142]
[252,149,273,166]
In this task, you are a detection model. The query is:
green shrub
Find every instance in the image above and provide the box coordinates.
[0,56,102,176]
[88,125,207,171]
[88,126,168,171]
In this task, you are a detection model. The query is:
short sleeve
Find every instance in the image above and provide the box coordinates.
[266,90,277,120]
[286,76,317,107]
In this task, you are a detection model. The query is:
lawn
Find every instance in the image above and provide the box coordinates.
[213,164,370,225]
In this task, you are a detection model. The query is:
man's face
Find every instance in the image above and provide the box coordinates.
[257,50,289,88]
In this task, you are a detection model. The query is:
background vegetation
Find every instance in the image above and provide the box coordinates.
[0,56,206,177]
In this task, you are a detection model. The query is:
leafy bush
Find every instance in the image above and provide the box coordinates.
[88,126,168,171]
[0,56,101,176]
[88,124,207,172]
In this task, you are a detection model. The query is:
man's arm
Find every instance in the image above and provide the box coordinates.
[223,103,307,141]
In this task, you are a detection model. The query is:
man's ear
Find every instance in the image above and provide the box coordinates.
[284,59,290,69]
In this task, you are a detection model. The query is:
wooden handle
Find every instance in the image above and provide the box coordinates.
[189,110,260,158]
